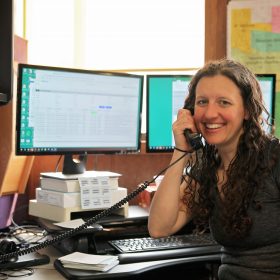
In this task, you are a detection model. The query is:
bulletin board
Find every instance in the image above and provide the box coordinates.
[227,0,280,137]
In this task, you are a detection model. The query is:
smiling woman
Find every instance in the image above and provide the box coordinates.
[148,58,280,280]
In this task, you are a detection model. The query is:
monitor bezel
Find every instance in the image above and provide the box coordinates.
[16,63,144,156]
[146,74,193,153]
[255,73,276,131]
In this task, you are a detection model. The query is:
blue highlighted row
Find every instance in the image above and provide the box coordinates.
[99,105,112,109]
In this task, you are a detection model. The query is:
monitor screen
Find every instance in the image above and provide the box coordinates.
[146,75,193,153]
[16,63,143,173]
[146,73,276,153]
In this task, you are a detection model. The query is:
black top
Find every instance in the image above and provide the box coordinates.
[210,139,280,279]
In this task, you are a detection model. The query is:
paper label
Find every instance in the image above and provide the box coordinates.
[78,177,112,209]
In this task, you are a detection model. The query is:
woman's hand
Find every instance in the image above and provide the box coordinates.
[172,108,198,152]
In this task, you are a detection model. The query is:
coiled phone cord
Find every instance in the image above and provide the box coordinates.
[0,152,189,262]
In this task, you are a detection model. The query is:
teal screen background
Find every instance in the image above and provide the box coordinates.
[147,76,192,151]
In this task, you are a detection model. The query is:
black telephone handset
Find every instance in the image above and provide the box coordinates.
[184,129,203,151]
[183,104,203,151]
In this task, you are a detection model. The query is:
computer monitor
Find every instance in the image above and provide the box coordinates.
[146,73,276,153]
[16,63,143,174]
[256,74,276,134]
[146,75,193,153]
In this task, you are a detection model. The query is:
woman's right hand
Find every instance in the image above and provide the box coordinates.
[172,108,198,152]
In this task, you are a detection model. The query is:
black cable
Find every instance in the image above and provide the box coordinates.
[0,152,188,262]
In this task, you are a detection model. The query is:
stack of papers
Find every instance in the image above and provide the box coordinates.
[58,252,119,272]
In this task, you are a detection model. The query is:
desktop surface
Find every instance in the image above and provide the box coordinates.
[0,251,50,270]
[0,245,220,280]
[49,206,221,279]
[54,254,221,280]
[36,205,150,256]
[1,206,221,280]
[36,205,221,261]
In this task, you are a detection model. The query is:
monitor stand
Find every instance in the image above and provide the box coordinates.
[62,154,87,175]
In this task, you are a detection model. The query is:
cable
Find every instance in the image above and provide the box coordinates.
[0,152,188,262]
[55,156,63,172]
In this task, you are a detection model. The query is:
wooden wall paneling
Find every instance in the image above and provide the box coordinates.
[0,155,34,195]
[25,155,61,199]
[205,0,228,62]
[27,151,172,207]
[90,153,172,205]
[0,36,34,196]
[0,102,13,184]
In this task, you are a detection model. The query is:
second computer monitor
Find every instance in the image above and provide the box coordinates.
[146,75,193,152]
[146,73,276,153]
[256,74,276,134]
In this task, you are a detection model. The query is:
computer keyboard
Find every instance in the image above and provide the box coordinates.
[108,233,222,264]
[108,233,217,253]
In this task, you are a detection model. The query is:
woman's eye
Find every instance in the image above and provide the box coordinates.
[219,100,231,106]
[196,100,207,105]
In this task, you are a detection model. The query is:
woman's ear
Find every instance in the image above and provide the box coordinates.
[244,110,249,120]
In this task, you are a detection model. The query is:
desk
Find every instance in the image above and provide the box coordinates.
[54,254,220,280]
[13,246,220,280]
[11,206,220,279]
[6,247,65,280]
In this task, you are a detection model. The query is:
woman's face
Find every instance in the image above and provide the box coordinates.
[194,75,248,151]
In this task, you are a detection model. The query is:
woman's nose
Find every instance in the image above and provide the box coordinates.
[204,103,218,118]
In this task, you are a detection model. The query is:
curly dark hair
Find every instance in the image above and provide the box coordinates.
[182,58,277,239]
